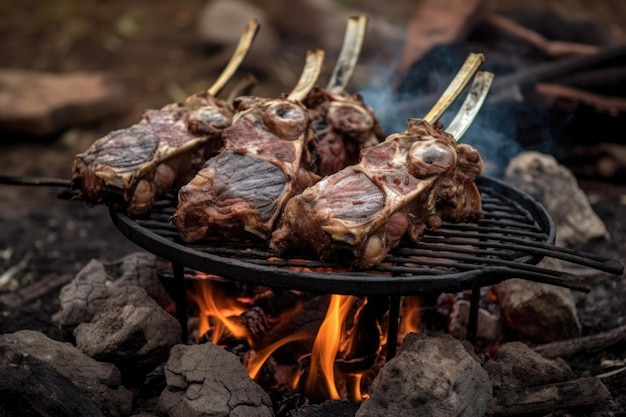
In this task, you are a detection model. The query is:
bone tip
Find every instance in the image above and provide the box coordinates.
[349,14,369,24]
[246,18,261,31]
[469,52,486,64]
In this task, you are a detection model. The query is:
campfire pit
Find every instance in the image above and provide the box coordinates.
[2,3,626,415]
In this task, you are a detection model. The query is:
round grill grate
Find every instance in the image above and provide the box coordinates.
[110,176,623,296]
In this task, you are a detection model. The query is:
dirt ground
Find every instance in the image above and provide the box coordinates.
[1,0,626,413]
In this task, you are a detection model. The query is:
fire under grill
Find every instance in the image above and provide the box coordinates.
[109,175,624,357]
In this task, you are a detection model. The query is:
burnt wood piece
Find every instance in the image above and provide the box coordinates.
[535,82,626,114]
[487,377,611,416]
[336,296,389,373]
[533,324,626,359]
[240,289,314,336]
[254,295,330,352]
[489,43,626,102]
[554,66,626,96]
[288,399,360,417]
[561,143,626,181]
[394,44,626,112]
[0,70,126,138]
[0,358,106,417]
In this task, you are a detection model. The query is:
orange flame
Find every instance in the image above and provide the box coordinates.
[247,332,310,379]
[398,296,421,343]
[187,276,249,345]
[187,269,423,403]
[306,294,357,400]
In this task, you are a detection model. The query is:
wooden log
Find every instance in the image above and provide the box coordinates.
[535,82,626,115]
[534,324,626,359]
[487,377,610,416]
[483,14,599,58]
[391,43,626,114]
[488,43,626,103]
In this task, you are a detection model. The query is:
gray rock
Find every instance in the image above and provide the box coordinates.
[156,342,274,417]
[53,252,172,338]
[493,259,581,343]
[74,285,181,372]
[357,333,492,417]
[446,295,504,348]
[0,330,133,417]
[484,342,573,390]
[504,151,609,246]
[0,70,126,137]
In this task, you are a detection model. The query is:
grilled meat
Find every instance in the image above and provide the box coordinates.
[304,15,385,177]
[70,20,259,216]
[270,118,484,269]
[305,89,384,176]
[172,50,325,242]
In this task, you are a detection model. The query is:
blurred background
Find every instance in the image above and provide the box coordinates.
[1,0,625,180]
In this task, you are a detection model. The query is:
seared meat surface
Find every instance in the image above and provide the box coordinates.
[270,118,483,269]
[172,96,318,242]
[70,93,233,215]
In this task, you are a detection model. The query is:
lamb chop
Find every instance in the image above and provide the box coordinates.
[270,53,494,269]
[172,49,325,242]
[304,15,386,177]
[70,20,260,216]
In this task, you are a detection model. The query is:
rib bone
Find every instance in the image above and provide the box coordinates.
[206,19,260,97]
[446,71,494,140]
[287,49,326,102]
[327,15,369,94]
[422,52,485,125]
